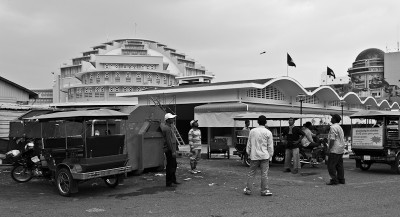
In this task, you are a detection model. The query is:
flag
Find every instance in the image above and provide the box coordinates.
[260,51,266,55]
[327,66,336,79]
[287,53,296,67]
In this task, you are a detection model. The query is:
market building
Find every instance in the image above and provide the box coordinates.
[54,38,214,103]
[118,76,400,145]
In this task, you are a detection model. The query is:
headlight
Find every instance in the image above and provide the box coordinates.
[25,142,34,151]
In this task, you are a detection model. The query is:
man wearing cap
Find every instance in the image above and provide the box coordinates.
[243,115,274,196]
[282,118,305,174]
[161,113,180,187]
[326,114,345,185]
[188,120,202,174]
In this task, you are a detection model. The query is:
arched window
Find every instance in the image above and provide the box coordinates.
[115,72,120,82]
[136,72,142,83]
[126,72,131,82]
[147,73,152,83]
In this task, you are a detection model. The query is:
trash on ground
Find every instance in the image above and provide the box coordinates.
[194,176,203,178]
[208,183,217,186]
[154,173,165,177]
[318,177,323,180]
[183,178,191,181]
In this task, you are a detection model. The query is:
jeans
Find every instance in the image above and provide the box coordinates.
[190,148,201,170]
[246,159,270,192]
[284,148,300,170]
[327,153,345,183]
[165,150,177,185]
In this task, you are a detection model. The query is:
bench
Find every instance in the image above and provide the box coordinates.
[86,134,125,158]
[208,138,230,159]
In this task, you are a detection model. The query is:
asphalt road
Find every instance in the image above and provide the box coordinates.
[1,156,400,217]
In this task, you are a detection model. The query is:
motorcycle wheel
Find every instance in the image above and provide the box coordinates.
[104,176,119,188]
[56,168,74,197]
[243,153,251,167]
[11,165,33,183]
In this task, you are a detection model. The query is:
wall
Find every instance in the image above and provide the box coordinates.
[0,80,29,103]
[384,52,400,88]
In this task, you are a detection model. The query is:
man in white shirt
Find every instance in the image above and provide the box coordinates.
[326,114,345,185]
[243,115,274,196]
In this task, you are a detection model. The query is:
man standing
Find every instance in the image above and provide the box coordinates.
[282,118,304,174]
[243,115,274,196]
[326,114,345,185]
[161,113,181,187]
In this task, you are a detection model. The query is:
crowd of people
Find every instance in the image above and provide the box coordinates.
[160,112,346,196]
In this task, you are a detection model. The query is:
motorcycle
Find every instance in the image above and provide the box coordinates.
[6,141,53,183]
[299,137,328,167]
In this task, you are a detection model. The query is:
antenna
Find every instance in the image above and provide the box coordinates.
[134,23,137,38]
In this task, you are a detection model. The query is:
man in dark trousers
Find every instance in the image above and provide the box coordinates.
[282,118,304,174]
[326,114,345,185]
[161,113,181,187]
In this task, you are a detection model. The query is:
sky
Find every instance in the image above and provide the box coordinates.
[1,0,400,89]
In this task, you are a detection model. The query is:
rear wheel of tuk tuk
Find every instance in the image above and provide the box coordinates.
[56,168,74,196]
[104,176,119,188]
[359,160,372,171]
[391,154,400,174]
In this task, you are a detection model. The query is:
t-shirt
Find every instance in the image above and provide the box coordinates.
[188,128,202,149]
[282,126,304,149]
[328,123,345,154]
[246,126,274,160]
[301,127,314,147]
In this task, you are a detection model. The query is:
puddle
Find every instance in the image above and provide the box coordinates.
[109,186,176,199]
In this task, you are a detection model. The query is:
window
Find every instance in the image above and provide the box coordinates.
[126,72,131,82]
[76,88,82,98]
[68,89,74,100]
[147,73,152,83]
[156,74,160,84]
[89,73,93,84]
[95,87,104,98]
[136,72,142,83]
[104,72,109,81]
[115,72,120,82]
[84,87,92,98]
[109,87,116,97]
[96,73,101,83]
[163,75,167,84]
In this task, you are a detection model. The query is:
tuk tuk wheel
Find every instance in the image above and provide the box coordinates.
[56,168,74,196]
[391,155,400,174]
[104,176,119,188]
[359,160,371,171]
[243,153,251,167]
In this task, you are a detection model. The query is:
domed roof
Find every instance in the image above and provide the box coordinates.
[355,48,385,61]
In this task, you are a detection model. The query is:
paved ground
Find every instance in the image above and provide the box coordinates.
[1,155,400,217]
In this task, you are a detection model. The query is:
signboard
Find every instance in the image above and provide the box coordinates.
[352,128,383,148]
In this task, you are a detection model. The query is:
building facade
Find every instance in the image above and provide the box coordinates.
[347,48,387,98]
[55,38,214,103]
[29,89,53,105]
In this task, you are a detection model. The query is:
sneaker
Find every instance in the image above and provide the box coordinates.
[190,170,198,174]
[261,190,272,196]
[243,187,252,195]
[194,169,201,173]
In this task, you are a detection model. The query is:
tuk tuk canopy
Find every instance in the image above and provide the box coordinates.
[350,110,400,119]
[24,109,129,122]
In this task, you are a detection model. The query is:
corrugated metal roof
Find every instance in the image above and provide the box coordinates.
[0,76,38,98]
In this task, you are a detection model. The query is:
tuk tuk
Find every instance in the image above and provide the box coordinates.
[233,113,324,166]
[349,110,400,174]
[19,109,132,196]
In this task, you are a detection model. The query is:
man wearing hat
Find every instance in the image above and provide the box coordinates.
[326,114,345,185]
[161,113,180,187]
[188,120,202,174]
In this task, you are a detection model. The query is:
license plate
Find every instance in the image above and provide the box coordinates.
[363,155,370,160]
